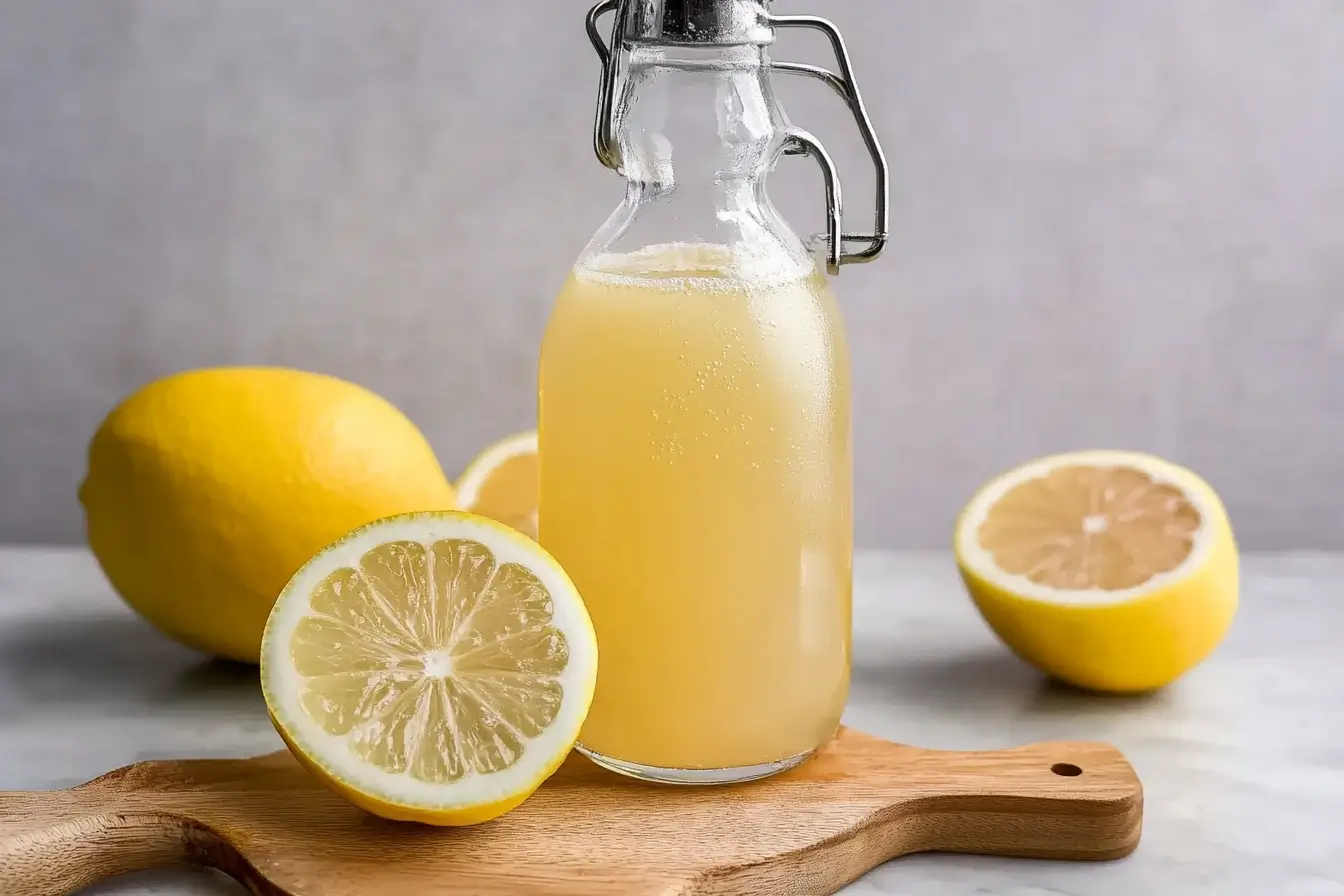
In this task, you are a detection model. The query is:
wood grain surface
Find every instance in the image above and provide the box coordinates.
[0,727,1142,896]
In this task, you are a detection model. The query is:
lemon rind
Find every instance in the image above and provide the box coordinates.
[259,510,597,813]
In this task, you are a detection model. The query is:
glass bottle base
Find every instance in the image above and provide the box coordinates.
[575,744,816,785]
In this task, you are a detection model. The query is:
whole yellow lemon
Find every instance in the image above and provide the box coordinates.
[79,367,456,663]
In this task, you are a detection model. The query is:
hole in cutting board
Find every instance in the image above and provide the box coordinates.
[1051,763,1082,777]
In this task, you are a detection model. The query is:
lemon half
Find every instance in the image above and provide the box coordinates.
[455,431,539,541]
[954,450,1238,693]
[260,511,597,825]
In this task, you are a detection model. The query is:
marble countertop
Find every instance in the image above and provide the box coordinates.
[1,547,1340,895]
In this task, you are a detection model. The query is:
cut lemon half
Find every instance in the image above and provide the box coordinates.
[954,450,1238,693]
[455,431,538,541]
[260,510,597,825]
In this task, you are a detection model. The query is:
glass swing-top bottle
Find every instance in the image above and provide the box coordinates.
[539,0,889,784]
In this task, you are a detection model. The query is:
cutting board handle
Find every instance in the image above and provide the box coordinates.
[0,766,222,896]
[852,738,1142,862]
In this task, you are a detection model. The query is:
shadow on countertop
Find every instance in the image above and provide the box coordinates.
[0,611,263,715]
[852,645,1170,721]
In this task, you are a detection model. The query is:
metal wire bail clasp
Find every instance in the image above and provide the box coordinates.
[584,0,890,274]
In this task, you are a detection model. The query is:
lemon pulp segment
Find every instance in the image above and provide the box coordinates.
[292,538,568,780]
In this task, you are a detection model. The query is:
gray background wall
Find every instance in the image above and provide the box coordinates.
[2,0,1342,549]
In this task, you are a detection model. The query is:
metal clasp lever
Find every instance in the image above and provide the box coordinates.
[769,14,889,274]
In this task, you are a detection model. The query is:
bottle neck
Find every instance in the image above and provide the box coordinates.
[615,44,784,195]
[581,43,814,278]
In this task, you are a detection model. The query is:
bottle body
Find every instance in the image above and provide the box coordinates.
[539,242,851,773]
[539,39,852,779]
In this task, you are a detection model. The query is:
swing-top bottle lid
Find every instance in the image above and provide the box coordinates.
[621,0,774,47]
[586,0,890,272]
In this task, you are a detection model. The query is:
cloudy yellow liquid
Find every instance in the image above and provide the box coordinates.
[538,243,852,771]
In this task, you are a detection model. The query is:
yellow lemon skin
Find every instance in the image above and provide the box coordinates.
[272,713,569,826]
[79,367,455,664]
[956,462,1239,694]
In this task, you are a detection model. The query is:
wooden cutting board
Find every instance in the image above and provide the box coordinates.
[0,727,1141,896]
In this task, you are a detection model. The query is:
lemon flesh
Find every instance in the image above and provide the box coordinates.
[261,511,597,825]
[955,450,1238,693]
[455,431,538,540]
